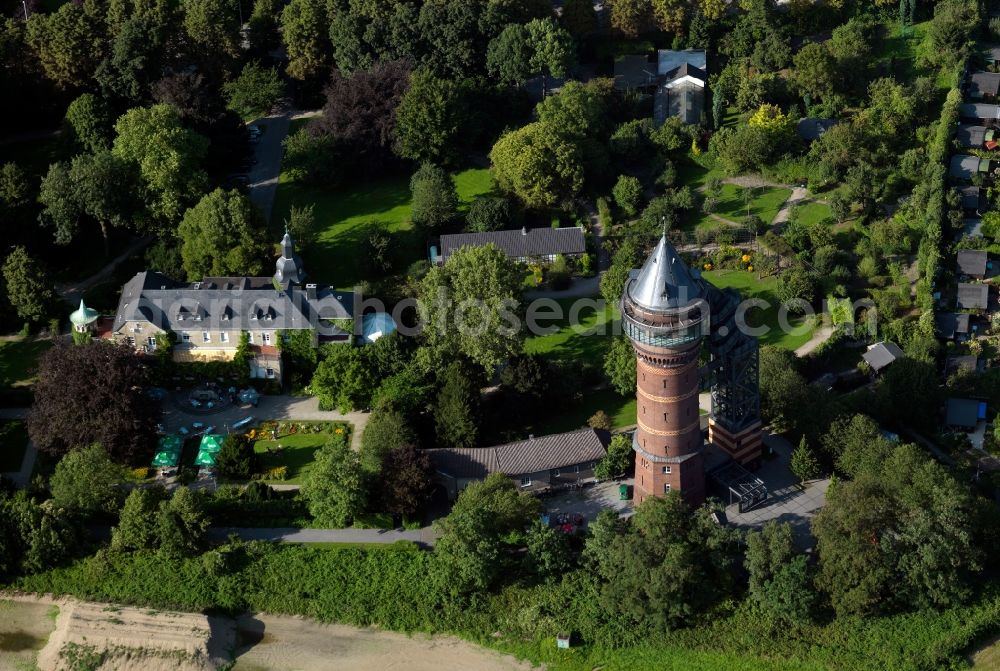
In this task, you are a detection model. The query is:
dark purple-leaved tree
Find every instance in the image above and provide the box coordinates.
[27,342,159,464]
[311,59,412,174]
[378,443,432,518]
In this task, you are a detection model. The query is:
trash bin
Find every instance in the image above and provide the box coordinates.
[618,484,629,500]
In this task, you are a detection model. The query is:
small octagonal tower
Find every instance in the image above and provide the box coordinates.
[621,233,708,506]
[274,229,305,286]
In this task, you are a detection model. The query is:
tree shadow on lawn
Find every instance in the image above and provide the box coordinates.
[305,221,422,289]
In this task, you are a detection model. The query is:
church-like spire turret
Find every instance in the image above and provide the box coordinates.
[274,228,306,285]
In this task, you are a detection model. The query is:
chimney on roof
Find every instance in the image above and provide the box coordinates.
[528,434,534,440]
[306,283,317,300]
[521,226,528,236]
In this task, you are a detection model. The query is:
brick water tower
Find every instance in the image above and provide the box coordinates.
[621,233,708,506]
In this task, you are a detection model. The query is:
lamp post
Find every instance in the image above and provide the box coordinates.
[22,1,27,21]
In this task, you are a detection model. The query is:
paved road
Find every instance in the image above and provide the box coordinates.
[161,394,368,450]
[56,236,154,305]
[209,526,437,548]
[247,110,321,224]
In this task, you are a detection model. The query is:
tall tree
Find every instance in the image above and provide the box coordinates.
[745,521,815,624]
[280,0,331,81]
[526,17,575,85]
[561,0,598,36]
[26,1,105,89]
[395,70,473,166]
[434,361,479,449]
[433,472,541,596]
[49,444,123,515]
[360,407,416,473]
[68,150,144,255]
[183,0,242,62]
[111,487,167,552]
[156,487,210,558]
[64,93,114,153]
[223,61,284,118]
[607,0,652,36]
[410,163,458,233]
[313,59,412,173]
[490,121,584,207]
[95,15,165,104]
[2,247,57,324]
[112,104,209,225]
[813,444,983,616]
[27,343,159,463]
[302,434,366,527]
[418,244,524,375]
[378,443,432,518]
[486,23,533,86]
[177,188,270,279]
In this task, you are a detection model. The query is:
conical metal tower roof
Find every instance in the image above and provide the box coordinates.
[627,234,703,312]
[69,299,99,326]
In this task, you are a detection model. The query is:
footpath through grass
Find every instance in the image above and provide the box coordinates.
[0,339,51,389]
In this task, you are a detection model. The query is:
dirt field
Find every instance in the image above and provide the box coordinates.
[231,614,537,671]
[0,595,537,671]
[971,634,1000,670]
[0,598,58,671]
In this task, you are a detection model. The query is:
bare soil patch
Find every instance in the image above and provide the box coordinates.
[0,598,58,671]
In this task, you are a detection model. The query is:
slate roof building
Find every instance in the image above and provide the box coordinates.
[946,355,979,376]
[950,155,990,180]
[969,71,1000,99]
[427,428,609,499]
[613,54,659,90]
[936,312,971,340]
[957,282,990,311]
[959,102,1000,121]
[959,186,985,213]
[436,226,586,265]
[957,125,993,149]
[957,249,989,279]
[862,341,905,374]
[110,232,354,381]
[945,398,984,429]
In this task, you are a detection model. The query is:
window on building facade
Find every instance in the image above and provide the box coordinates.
[202,331,210,343]
[262,332,271,344]
[247,332,253,343]
[266,368,275,378]
[146,336,156,348]
[182,332,191,342]
[220,332,229,343]
[663,483,671,493]
[662,466,671,474]
[520,475,531,487]
[127,336,135,347]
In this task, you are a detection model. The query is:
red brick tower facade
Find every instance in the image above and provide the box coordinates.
[622,235,707,506]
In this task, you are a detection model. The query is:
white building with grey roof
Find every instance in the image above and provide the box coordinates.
[109,231,354,381]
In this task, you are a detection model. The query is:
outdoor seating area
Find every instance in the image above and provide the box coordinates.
[150,435,182,468]
[194,434,224,467]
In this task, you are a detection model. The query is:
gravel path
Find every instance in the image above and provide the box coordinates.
[772,186,810,226]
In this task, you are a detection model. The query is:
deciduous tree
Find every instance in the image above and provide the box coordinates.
[489,122,584,207]
[395,70,473,166]
[302,434,366,527]
[410,163,458,233]
[178,188,270,279]
[27,343,159,463]
[2,247,57,324]
[378,443,432,518]
[224,61,284,118]
[49,444,123,515]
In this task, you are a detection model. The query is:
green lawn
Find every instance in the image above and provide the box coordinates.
[0,420,28,472]
[702,270,817,351]
[272,136,495,288]
[713,184,792,225]
[794,200,834,227]
[516,299,637,435]
[524,299,617,361]
[0,339,52,389]
[252,421,350,484]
